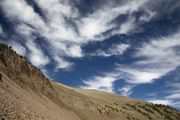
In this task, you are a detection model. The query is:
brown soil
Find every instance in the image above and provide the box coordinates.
[0,43,179,120]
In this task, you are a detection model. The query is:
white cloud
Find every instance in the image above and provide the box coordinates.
[77,0,149,40]
[148,99,172,105]
[148,97,180,109]
[92,44,129,57]
[146,90,180,108]
[0,0,154,70]
[81,73,119,93]
[15,24,35,36]
[9,42,26,56]
[136,33,180,63]
[145,80,180,108]
[1,0,46,29]
[53,56,73,70]
[139,10,156,22]
[166,93,180,100]
[148,92,180,108]
[1,0,79,69]
[66,45,84,58]
[26,40,50,67]
[118,68,167,84]
[82,30,180,94]
[35,0,77,18]
[81,71,136,95]
[0,25,3,34]
[166,82,180,94]
[118,30,180,84]
[77,6,118,39]
[118,85,134,96]
[113,17,136,35]
[171,101,180,108]
[34,0,81,42]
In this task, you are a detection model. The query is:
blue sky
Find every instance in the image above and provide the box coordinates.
[0,0,180,109]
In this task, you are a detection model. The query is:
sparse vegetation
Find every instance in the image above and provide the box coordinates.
[0,73,2,82]
[0,53,7,66]
[0,43,7,51]
[113,102,119,106]
[0,42,180,120]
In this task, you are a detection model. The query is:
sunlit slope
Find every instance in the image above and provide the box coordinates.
[53,82,180,120]
[0,43,179,120]
[0,73,81,120]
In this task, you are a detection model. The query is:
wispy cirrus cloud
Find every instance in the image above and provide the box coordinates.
[117,30,180,98]
[145,69,180,108]
[118,85,135,96]
[53,55,73,70]
[148,99,173,106]
[0,25,3,34]
[0,0,154,70]
[0,0,81,69]
[9,42,26,56]
[81,72,119,93]
[115,30,180,83]
[77,0,151,40]
[91,44,129,57]
[82,30,180,96]
[147,93,180,108]
[26,40,50,67]
[166,93,180,100]
[147,92,180,108]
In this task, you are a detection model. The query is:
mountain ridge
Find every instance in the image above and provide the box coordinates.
[0,43,179,120]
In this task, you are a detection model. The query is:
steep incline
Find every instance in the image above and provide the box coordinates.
[0,43,81,120]
[0,43,55,99]
[0,43,180,120]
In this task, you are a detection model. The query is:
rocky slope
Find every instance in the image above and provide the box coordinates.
[0,43,179,120]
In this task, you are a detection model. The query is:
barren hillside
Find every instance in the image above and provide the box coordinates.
[0,43,179,120]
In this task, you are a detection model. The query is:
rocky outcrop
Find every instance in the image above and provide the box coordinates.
[0,43,60,105]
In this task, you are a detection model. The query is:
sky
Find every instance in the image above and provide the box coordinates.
[0,0,180,109]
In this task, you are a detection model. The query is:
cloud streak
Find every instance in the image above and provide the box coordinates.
[118,30,180,84]
[82,30,180,96]
[26,40,50,67]
[91,44,129,57]
[81,72,119,93]
[0,0,153,70]
[0,25,3,34]
[148,99,173,106]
